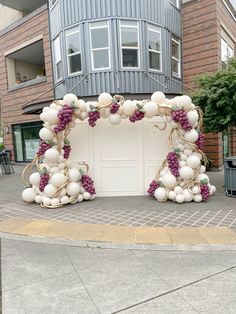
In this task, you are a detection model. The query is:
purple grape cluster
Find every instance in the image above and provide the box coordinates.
[129,110,144,123]
[195,133,204,149]
[81,174,96,195]
[54,105,74,133]
[39,172,49,192]
[171,110,192,131]
[88,111,100,127]
[37,140,52,157]
[110,102,120,114]
[167,152,180,177]
[147,180,159,196]
[200,184,210,201]
[64,145,71,159]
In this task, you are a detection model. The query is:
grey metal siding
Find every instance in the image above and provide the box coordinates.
[50,0,182,98]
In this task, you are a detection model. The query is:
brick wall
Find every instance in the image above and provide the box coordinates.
[0,9,53,160]
[182,0,236,169]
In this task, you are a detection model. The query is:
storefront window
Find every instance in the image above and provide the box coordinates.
[13,122,42,162]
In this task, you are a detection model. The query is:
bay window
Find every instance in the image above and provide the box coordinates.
[148,26,162,71]
[120,20,139,68]
[171,35,181,77]
[66,28,82,75]
[90,21,110,70]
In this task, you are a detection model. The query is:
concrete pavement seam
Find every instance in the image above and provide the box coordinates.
[111,264,236,313]
[62,246,101,314]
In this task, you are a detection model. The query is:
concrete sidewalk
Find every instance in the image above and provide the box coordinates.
[0,169,236,245]
[2,238,236,313]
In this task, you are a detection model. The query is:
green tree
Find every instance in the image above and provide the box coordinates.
[192,58,236,133]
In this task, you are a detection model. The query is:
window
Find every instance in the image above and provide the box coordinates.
[5,39,45,89]
[221,38,234,67]
[120,20,139,68]
[50,0,58,9]
[66,29,82,75]
[148,26,161,71]
[170,0,180,8]
[171,35,181,77]
[90,21,110,70]
[53,36,62,81]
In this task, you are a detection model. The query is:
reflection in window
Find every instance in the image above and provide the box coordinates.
[170,0,179,8]
[171,35,181,77]
[53,36,62,81]
[120,20,139,68]
[221,37,234,68]
[66,29,82,74]
[148,26,161,71]
[90,21,110,70]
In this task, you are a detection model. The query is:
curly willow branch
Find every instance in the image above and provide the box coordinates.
[22,155,39,187]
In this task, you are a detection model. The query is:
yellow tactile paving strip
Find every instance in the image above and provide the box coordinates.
[0,218,236,244]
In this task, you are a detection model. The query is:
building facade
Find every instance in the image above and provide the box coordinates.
[182,0,236,169]
[49,0,183,99]
[0,1,53,162]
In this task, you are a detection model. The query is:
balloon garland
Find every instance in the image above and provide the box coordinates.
[22,91,216,207]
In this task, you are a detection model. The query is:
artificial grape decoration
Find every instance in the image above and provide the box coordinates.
[129,110,144,123]
[37,140,52,157]
[64,145,71,159]
[39,171,49,192]
[200,184,210,201]
[81,174,96,195]
[110,102,120,114]
[147,180,159,196]
[195,133,204,149]
[88,111,100,127]
[54,105,74,133]
[167,152,180,177]
[171,110,192,131]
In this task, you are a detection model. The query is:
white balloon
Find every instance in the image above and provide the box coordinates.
[80,111,88,120]
[83,192,91,200]
[168,190,176,201]
[187,110,199,125]
[170,121,179,128]
[51,198,60,206]
[59,188,67,197]
[45,148,60,163]
[45,109,59,125]
[43,197,51,206]
[151,91,165,104]
[50,102,57,109]
[200,165,206,173]
[39,128,54,141]
[183,189,193,202]
[78,100,86,111]
[98,93,112,105]
[179,95,192,109]
[40,112,47,122]
[192,185,200,194]
[174,186,183,195]
[77,194,84,202]
[43,106,50,113]
[196,173,209,183]
[61,195,70,204]
[50,167,59,174]
[176,194,185,203]
[123,100,136,115]
[63,93,79,107]
[22,188,36,203]
[177,144,185,151]
[68,168,81,182]
[29,172,40,186]
[109,113,121,125]
[179,166,194,181]
[179,160,186,167]
[162,173,176,188]
[58,162,65,170]
[44,184,57,197]
[194,194,202,202]
[154,187,167,202]
[184,149,192,156]
[51,173,66,188]
[210,185,216,195]
[66,182,80,196]
[35,195,42,204]
[184,129,199,143]
[143,101,158,118]
[186,155,201,169]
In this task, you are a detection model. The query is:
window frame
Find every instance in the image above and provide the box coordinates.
[49,0,58,10]
[66,28,82,76]
[171,35,181,78]
[53,36,63,82]
[170,0,180,9]
[119,20,140,70]
[148,25,162,72]
[221,37,234,66]
[89,20,111,71]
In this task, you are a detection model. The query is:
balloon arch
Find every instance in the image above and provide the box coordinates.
[22,92,216,208]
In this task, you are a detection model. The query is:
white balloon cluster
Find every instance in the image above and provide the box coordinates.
[22,91,216,207]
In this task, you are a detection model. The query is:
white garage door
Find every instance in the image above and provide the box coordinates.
[68,117,170,196]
